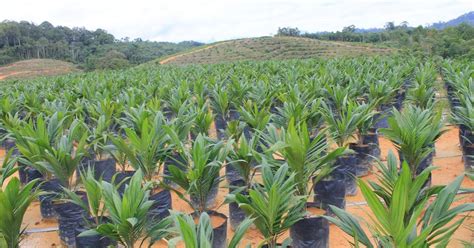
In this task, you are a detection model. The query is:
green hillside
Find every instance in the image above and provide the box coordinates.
[157,36,393,65]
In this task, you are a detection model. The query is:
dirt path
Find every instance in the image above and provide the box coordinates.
[0,71,25,80]
[159,41,231,65]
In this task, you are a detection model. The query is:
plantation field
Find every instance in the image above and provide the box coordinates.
[0,59,79,81]
[0,56,472,248]
[4,125,472,247]
[156,36,393,65]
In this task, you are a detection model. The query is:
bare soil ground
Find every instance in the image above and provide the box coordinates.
[0,59,79,81]
[2,126,472,247]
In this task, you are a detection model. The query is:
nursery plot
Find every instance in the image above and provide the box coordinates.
[3,125,473,247]
[0,57,472,248]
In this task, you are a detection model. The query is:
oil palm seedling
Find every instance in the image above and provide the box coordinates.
[272,86,316,129]
[405,82,437,110]
[22,118,87,191]
[413,61,437,87]
[0,96,20,144]
[0,113,24,160]
[228,75,252,112]
[6,114,66,216]
[239,99,272,137]
[79,115,116,182]
[110,114,170,182]
[210,86,231,139]
[379,106,445,180]
[10,113,80,186]
[367,151,444,221]
[366,76,401,128]
[0,150,17,186]
[118,104,153,134]
[165,134,232,213]
[191,79,208,109]
[85,98,119,128]
[85,115,114,161]
[168,211,253,248]
[326,155,474,248]
[79,170,173,248]
[320,99,373,196]
[232,163,306,248]
[324,84,354,113]
[164,133,234,246]
[225,134,261,230]
[106,143,134,195]
[63,168,116,247]
[0,158,40,248]
[21,91,44,120]
[265,119,345,197]
[272,100,307,130]
[162,113,195,187]
[190,104,214,139]
[226,134,260,185]
[17,118,88,246]
[351,100,379,176]
[451,93,474,172]
[225,120,246,142]
[247,80,278,114]
[167,102,196,143]
[306,99,326,137]
[164,85,192,120]
[263,119,345,247]
[109,114,173,221]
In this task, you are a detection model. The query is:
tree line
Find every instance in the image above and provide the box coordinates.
[0,21,203,70]
[276,22,474,59]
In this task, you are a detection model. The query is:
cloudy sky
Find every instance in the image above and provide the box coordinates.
[1,0,472,43]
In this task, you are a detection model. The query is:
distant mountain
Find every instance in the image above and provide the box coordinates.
[352,11,473,33]
[430,11,474,29]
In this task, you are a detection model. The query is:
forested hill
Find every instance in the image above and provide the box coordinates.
[0,21,203,70]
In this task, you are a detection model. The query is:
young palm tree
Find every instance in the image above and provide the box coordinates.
[165,134,232,213]
[263,119,346,247]
[451,94,474,142]
[63,168,107,227]
[210,86,231,139]
[118,104,153,134]
[14,116,87,191]
[0,150,18,186]
[0,153,40,248]
[405,82,437,110]
[326,153,474,247]
[191,104,214,138]
[379,106,445,178]
[264,119,346,197]
[226,134,260,185]
[320,99,372,148]
[233,163,306,248]
[168,211,253,248]
[239,99,272,134]
[320,99,374,195]
[85,115,114,160]
[79,170,172,248]
[110,114,170,182]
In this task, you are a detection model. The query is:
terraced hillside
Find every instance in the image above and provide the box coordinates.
[158,36,393,65]
[0,59,79,81]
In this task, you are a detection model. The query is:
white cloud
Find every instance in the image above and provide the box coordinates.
[1,0,472,42]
